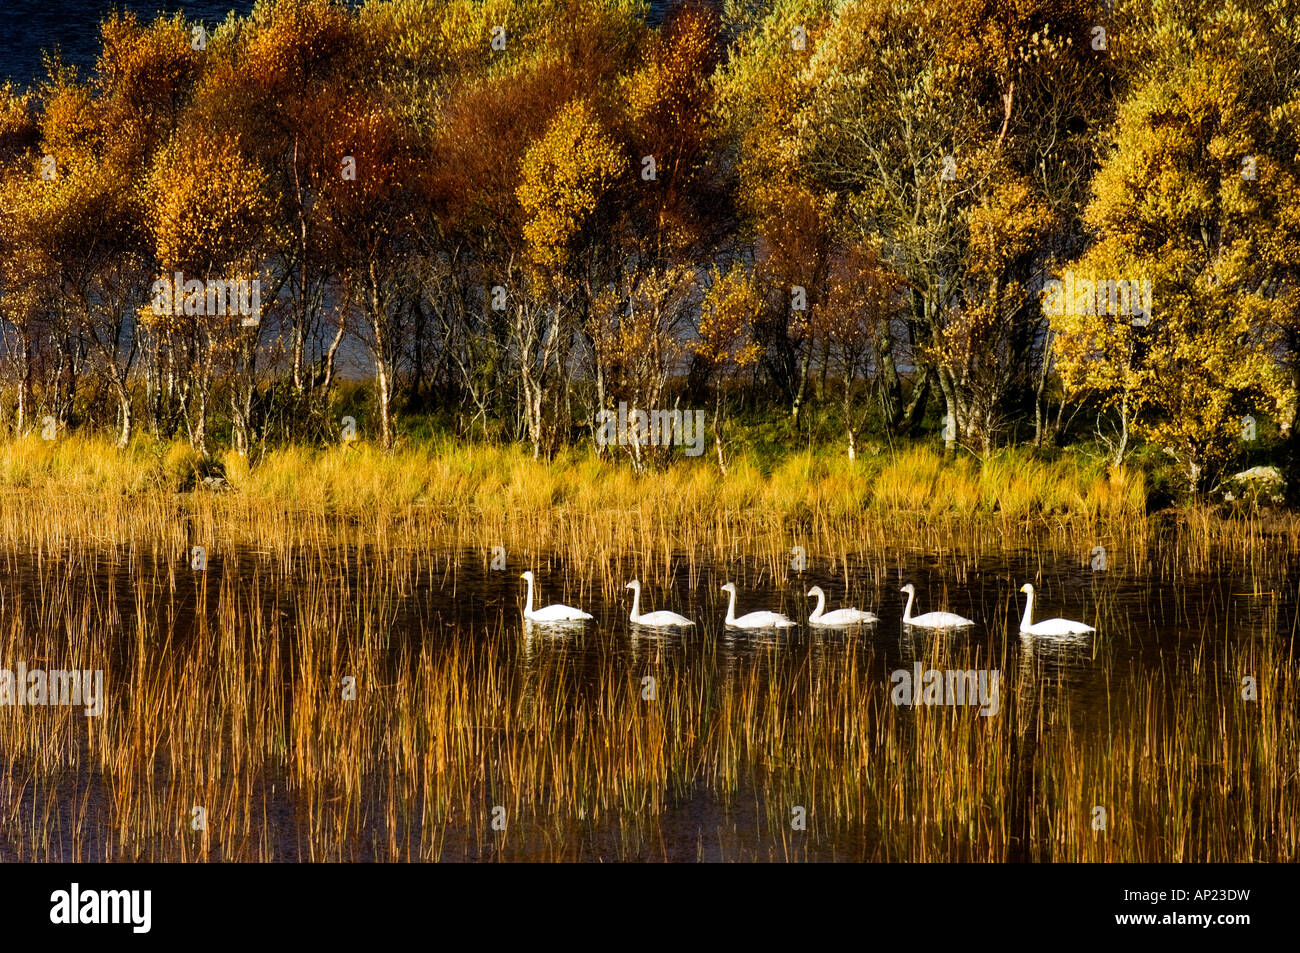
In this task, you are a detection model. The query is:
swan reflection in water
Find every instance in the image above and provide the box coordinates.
[1014,627,1096,733]
[628,623,692,664]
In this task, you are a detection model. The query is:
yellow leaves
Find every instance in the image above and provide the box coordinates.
[1053,219,1294,486]
[146,132,274,272]
[0,84,38,162]
[965,175,1055,279]
[695,266,762,370]
[516,98,624,276]
[1131,300,1287,482]
[1062,32,1297,477]
[96,11,199,109]
[0,137,137,285]
[372,0,646,94]
[625,3,715,127]
[587,266,694,397]
[243,0,354,93]
[715,6,817,222]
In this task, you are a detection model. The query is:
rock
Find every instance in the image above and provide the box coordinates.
[1218,466,1286,506]
[201,475,230,492]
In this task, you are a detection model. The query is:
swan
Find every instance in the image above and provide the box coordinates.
[720,582,796,629]
[625,580,695,628]
[520,571,592,623]
[806,586,878,627]
[1019,583,1095,636]
[899,583,975,629]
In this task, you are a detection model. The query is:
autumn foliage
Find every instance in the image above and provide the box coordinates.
[0,0,1297,494]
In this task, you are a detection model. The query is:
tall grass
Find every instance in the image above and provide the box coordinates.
[0,492,1294,860]
[0,434,1142,515]
[0,435,1295,860]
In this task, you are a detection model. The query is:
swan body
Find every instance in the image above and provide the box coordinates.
[720,582,796,629]
[899,583,975,629]
[806,586,878,627]
[1019,583,1094,636]
[520,571,592,623]
[625,580,695,628]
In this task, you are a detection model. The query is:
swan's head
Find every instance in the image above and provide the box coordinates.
[807,586,823,598]
[720,582,736,594]
[1020,583,1034,594]
[900,583,915,595]
[624,580,639,590]
[520,571,534,582]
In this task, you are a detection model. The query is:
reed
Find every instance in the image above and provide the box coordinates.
[0,433,1295,860]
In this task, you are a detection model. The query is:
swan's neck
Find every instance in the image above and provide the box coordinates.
[523,577,534,615]
[902,589,914,623]
[810,590,826,620]
[629,584,641,622]
[1020,590,1034,632]
[724,588,737,625]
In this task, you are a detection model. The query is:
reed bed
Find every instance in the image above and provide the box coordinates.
[0,471,1295,860]
[0,435,1296,860]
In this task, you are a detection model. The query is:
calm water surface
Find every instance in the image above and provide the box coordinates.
[3,534,1293,861]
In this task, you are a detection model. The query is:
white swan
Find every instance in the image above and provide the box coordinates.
[625,580,695,628]
[520,571,592,623]
[1019,583,1095,636]
[899,583,975,629]
[720,582,796,629]
[806,586,878,627]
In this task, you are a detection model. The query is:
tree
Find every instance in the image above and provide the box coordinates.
[515,97,624,456]
[722,0,1104,452]
[810,240,903,459]
[1052,40,1298,489]
[145,128,276,452]
[695,263,763,473]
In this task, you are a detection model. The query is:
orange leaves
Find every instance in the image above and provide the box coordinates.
[96,11,200,116]
[0,84,38,165]
[810,241,903,350]
[620,3,721,257]
[241,0,355,99]
[145,132,274,273]
[37,82,98,162]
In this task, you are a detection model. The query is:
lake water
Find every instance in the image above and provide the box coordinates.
[0,0,681,87]
[2,519,1294,862]
[1,1,260,86]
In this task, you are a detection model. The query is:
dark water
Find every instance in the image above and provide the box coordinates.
[3,532,1295,862]
[0,1,261,86]
[0,0,681,87]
